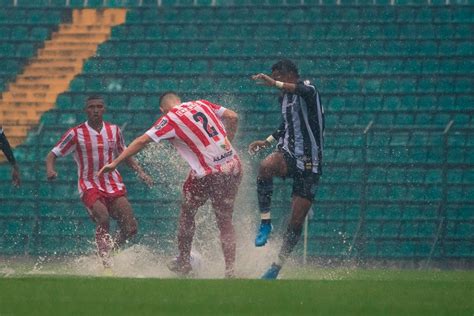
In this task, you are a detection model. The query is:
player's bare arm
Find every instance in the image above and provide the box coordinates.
[248,121,283,155]
[251,73,297,93]
[98,133,153,176]
[11,164,20,187]
[221,109,238,142]
[248,138,273,155]
[45,152,58,180]
[125,157,154,187]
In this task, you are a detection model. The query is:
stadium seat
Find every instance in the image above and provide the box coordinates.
[1,2,472,261]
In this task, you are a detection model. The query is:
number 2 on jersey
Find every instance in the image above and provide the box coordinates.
[193,112,218,138]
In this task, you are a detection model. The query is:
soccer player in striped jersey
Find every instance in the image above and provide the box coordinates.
[249,59,325,279]
[98,92,242,278]
[0,125,21,187]
[45,95,153,268]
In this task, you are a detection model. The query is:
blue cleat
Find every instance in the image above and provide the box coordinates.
[255,222,272,247]
[261,263,281,280]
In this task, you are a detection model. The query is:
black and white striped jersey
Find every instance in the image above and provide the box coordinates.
[271,80,325,174]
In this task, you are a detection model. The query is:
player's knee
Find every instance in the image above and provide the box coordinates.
[258,160,274,179]
[94,211,109,225]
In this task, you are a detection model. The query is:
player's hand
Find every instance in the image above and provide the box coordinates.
[98,162,117,177]
[248,140,269,155]
[11,165,20,187]
[138,172,154,188]
[251,73,276,87]
[47,169,57,181]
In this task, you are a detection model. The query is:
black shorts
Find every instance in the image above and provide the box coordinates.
[281,150,320,201]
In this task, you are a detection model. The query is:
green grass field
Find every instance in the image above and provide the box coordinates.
[1,268,473,315]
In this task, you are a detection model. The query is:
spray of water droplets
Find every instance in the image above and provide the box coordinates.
[1,95,299,279]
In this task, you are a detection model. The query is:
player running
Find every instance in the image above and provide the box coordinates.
[249,59,325,279]
[0,125,21,187]
[45,95,153,268]
[98,92,242,278]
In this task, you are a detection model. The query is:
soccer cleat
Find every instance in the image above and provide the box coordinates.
[255,222,272,247]
[167,257,192,276]
[261,263,281,280]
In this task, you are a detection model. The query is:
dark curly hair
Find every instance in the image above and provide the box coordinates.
[271,59,299,77]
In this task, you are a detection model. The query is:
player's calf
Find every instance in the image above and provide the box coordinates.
[255,176,274,247]
[95,224,114,268]
[114,216,138,249]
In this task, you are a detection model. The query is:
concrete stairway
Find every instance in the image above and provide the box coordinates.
[0,8,126,151]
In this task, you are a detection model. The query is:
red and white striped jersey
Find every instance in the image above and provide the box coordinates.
[145,100,241,178]
[51,121,127,196]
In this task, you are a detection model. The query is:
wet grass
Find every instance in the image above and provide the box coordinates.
[1,269,473,315]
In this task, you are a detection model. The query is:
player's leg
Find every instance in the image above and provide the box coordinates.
[170,173,208,275]
[278,195,313,264]
[210,171,242,278]
[255,151,288,246]
[108,195,138,249]
[83,190,113,267]
[262,173,319,279]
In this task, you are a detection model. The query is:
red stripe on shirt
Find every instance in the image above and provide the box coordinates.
[197,102,227,138]
[96,133,107,190]
[60,140,75,156]
[81,125,99,190]
[168,120,212,175]
[104,123,119,192]
[155,120,174,137]
[58,129,76,155]
[54,128,74,147]
[115,124,125,154]
[73,127,87,191]
[192,103,220,142]
[199,99,222,113]
[113,125,125,187]
[171,108,210,147]
[187,102,220,142]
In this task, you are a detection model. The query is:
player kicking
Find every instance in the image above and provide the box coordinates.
[249,60,325,279]
[98,92,242,278]
[46,95,153,268]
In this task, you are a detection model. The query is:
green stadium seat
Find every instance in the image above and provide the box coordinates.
[31,26,49,40]
[69,77,85,91]
[0,43,15,57]
[40,217,94,236]
[134,59,153,74]
[3,218,35,236]
[35,235,93,255]
[1,4,472,260]
[69,0,89,7]
[0,233,30,255]
[0,26,10,39]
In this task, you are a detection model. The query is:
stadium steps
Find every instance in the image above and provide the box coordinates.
[0,8,126,152]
